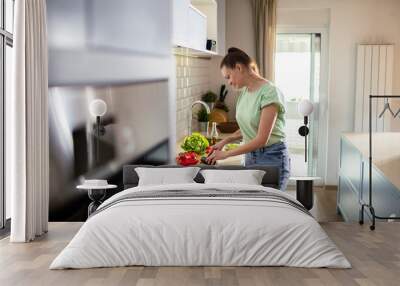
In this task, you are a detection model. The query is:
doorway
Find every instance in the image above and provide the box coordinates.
[274,31,328,182]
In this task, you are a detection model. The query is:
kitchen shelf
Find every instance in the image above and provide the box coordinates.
[173,46,218,59]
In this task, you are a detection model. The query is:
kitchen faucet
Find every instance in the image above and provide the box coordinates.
[187,100,210,135]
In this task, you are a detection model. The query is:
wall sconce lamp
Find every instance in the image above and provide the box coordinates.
[297,99,314,162]
[89,99,107,164]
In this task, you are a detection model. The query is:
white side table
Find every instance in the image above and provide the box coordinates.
[77,184,117,216]
[290,177,321,210]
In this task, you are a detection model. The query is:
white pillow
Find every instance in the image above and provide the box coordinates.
[200,169,266,185]
[135,167,200,186]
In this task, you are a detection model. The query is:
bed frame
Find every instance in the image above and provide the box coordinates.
[123,164,280,189]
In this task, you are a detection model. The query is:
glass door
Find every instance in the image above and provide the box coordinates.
[275,33,321,178]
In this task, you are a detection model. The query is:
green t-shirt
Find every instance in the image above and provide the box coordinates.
[235,82,286,146]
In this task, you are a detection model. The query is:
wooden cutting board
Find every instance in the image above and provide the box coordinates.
[209,109,228,123]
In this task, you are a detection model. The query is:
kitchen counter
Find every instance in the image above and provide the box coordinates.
[176,132,244,166]
[342,132,400,190]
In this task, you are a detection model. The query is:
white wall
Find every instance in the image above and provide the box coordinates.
[225,0,255,58]
[208,0,257,121]
[210,0,400,185]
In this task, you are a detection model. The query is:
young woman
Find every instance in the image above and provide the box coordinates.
[206,47,291,191]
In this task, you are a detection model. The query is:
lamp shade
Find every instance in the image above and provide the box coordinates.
[89,99,107,117]
[297,99,314,116]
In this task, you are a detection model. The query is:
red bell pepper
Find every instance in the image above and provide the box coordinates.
[205,146,214,155]
[176,151,199,166]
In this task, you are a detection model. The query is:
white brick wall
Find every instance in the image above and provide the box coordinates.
[175,55,211,140]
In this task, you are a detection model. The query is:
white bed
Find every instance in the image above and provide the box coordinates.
[50,183,351,269]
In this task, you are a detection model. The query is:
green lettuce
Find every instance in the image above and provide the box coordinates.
[181,132,209,155]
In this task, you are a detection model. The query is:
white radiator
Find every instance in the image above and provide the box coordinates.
[354,44,394,132]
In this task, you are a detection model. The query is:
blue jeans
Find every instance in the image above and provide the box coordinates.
[245,142,291,191]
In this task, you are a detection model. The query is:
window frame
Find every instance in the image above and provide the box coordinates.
[0,0,14,230]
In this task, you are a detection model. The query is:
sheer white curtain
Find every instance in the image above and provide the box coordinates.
[8,0,49,242]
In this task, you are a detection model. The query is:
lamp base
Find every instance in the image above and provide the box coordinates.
[298,126,309,136]
[296,179,314,210]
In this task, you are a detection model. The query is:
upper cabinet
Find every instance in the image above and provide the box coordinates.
[172,0,225,56]
[187,5,208,51]
[47,0,173,86]
[172,0,191,48]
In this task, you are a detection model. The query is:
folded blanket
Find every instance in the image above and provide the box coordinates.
[91,188,312,218]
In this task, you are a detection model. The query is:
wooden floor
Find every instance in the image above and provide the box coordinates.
[1,189,399,286]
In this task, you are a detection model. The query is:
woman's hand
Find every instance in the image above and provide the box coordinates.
[211,140,226,151]
[206,150,229,165]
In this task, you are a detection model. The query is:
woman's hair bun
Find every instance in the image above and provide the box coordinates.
[227,47,243,54]
[220,47,252,69]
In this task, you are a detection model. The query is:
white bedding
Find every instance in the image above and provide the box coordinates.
[50,183,351,269]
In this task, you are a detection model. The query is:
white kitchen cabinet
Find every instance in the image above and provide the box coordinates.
[47,0,87,49]
[191,0,217,49]
[187,6,207,51]
[172,0,207,51]
[172,0,191,47]
[48,0,171,56]
[89,0,171,56]
[47,0,172,85]
[172,0,225,56]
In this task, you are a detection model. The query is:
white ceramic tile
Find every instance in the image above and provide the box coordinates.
[175,54,211,140]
